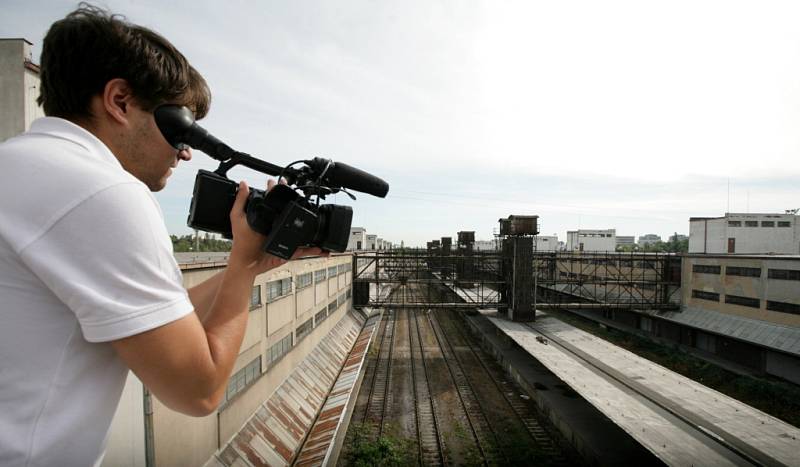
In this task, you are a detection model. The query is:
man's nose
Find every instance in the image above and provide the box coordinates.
[178,148,192,162]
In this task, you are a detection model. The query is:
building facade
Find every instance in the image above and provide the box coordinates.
[689,213,800,254]
[104,253,354,466]
[566,229,616,252]
[0,38,44,142]
[535,235,559,252]
[365,234,377,250]
[347,227,366,251]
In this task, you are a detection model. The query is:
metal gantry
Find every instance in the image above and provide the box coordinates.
[352,249,681,312]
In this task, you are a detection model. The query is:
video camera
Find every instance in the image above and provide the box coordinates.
[154,105,389,259]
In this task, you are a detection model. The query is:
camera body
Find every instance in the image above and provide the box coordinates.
[188,170,353,259]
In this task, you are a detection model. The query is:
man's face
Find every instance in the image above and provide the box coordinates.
[120,102,192,192]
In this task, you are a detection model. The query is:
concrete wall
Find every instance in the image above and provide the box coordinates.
[0,39,42,143]
[102,372,146,467]
[1,39,27,141]
[535,235,559,252]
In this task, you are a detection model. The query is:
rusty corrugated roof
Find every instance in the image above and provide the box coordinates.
[207,310,366,467]
[293,313,381,466]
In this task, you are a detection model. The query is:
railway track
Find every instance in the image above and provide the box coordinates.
[344,281,572,466]
[435,310,568,465]
[408,299,446,465]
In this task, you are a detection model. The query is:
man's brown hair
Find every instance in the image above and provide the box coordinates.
[38,3,211,120]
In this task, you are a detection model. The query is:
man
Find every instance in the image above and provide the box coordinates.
[0,5,316,466]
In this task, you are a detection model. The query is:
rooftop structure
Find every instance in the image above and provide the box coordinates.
[689,212,800,254]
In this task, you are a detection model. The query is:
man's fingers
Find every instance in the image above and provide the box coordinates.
[267,179,276,191]
[232,181,249,213]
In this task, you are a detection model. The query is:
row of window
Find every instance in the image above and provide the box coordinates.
[691,290,800,316]
[267,333,293,368]
[250,263,353,307]
[296,290,352,342]
[693,265,800,281]
[223,356,261,406]
[728,220,791,228]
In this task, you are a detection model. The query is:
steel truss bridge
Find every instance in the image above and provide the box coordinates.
[352,250,681,311]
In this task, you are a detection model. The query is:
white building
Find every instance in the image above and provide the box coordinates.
[535,235,559,252]
[346,227,366,251]
[689,213,800,254]
[1,38,45,142]
[638,234,662,246]
[366,234,377,250]
[566,229,616,252]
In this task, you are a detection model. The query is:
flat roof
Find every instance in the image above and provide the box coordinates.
[487,313,800,466]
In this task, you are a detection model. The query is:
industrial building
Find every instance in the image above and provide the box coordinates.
[103,253,355,466]
[0,38,44,142]
[566,229,616,252]
[346,226,366,251]
[689,212,800,254]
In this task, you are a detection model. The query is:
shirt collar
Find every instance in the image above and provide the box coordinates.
[27,117,122,168]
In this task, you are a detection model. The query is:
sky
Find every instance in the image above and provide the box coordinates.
[3,0,800,247]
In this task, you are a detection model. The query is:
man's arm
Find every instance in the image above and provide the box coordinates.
[111,181,296,416]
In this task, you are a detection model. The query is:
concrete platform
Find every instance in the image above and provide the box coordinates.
[486,310,800,466]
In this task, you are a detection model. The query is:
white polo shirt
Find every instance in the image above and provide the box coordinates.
[0,118,194,467]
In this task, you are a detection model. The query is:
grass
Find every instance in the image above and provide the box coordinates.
[546,309,800,427]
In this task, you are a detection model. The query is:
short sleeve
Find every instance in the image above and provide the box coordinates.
[19,182,194,342]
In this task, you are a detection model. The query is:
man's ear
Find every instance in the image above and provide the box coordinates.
[101,78,135,125]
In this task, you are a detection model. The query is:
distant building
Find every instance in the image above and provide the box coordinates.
[638,234,662,246]
[616,236,636,247]
[566,229,616,252]
[689,213,800,254]
[535,235,559,252]
[347,227,366,251]
[1,38,45,142]
[669,233,688,242]
[366,234,377,250]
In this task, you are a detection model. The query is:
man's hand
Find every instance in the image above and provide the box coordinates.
[228,179,327,275]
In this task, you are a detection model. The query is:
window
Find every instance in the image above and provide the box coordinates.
[338,292,347,306]
[766,300,800,316]
[315,269,327,282]
[692,290,720,302]
[338,263,349,274]
[693,264,721,275]
[725,294,760,308]
[328,299,337,314]
[315,309,328,325]
[725,266,761,278]
[346,288,352,299]
[768,269,800,281]
[728,221,741,227]
[267,334,292,367]
[296,318,313,341]
[250,285,262,310]
[761,221,775,227]
[778,221,792,227]
[296,272,313,290]
[223,357,261,405]
[267,277,292,302]
[328,266,338,277]
[744,221,758,227]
